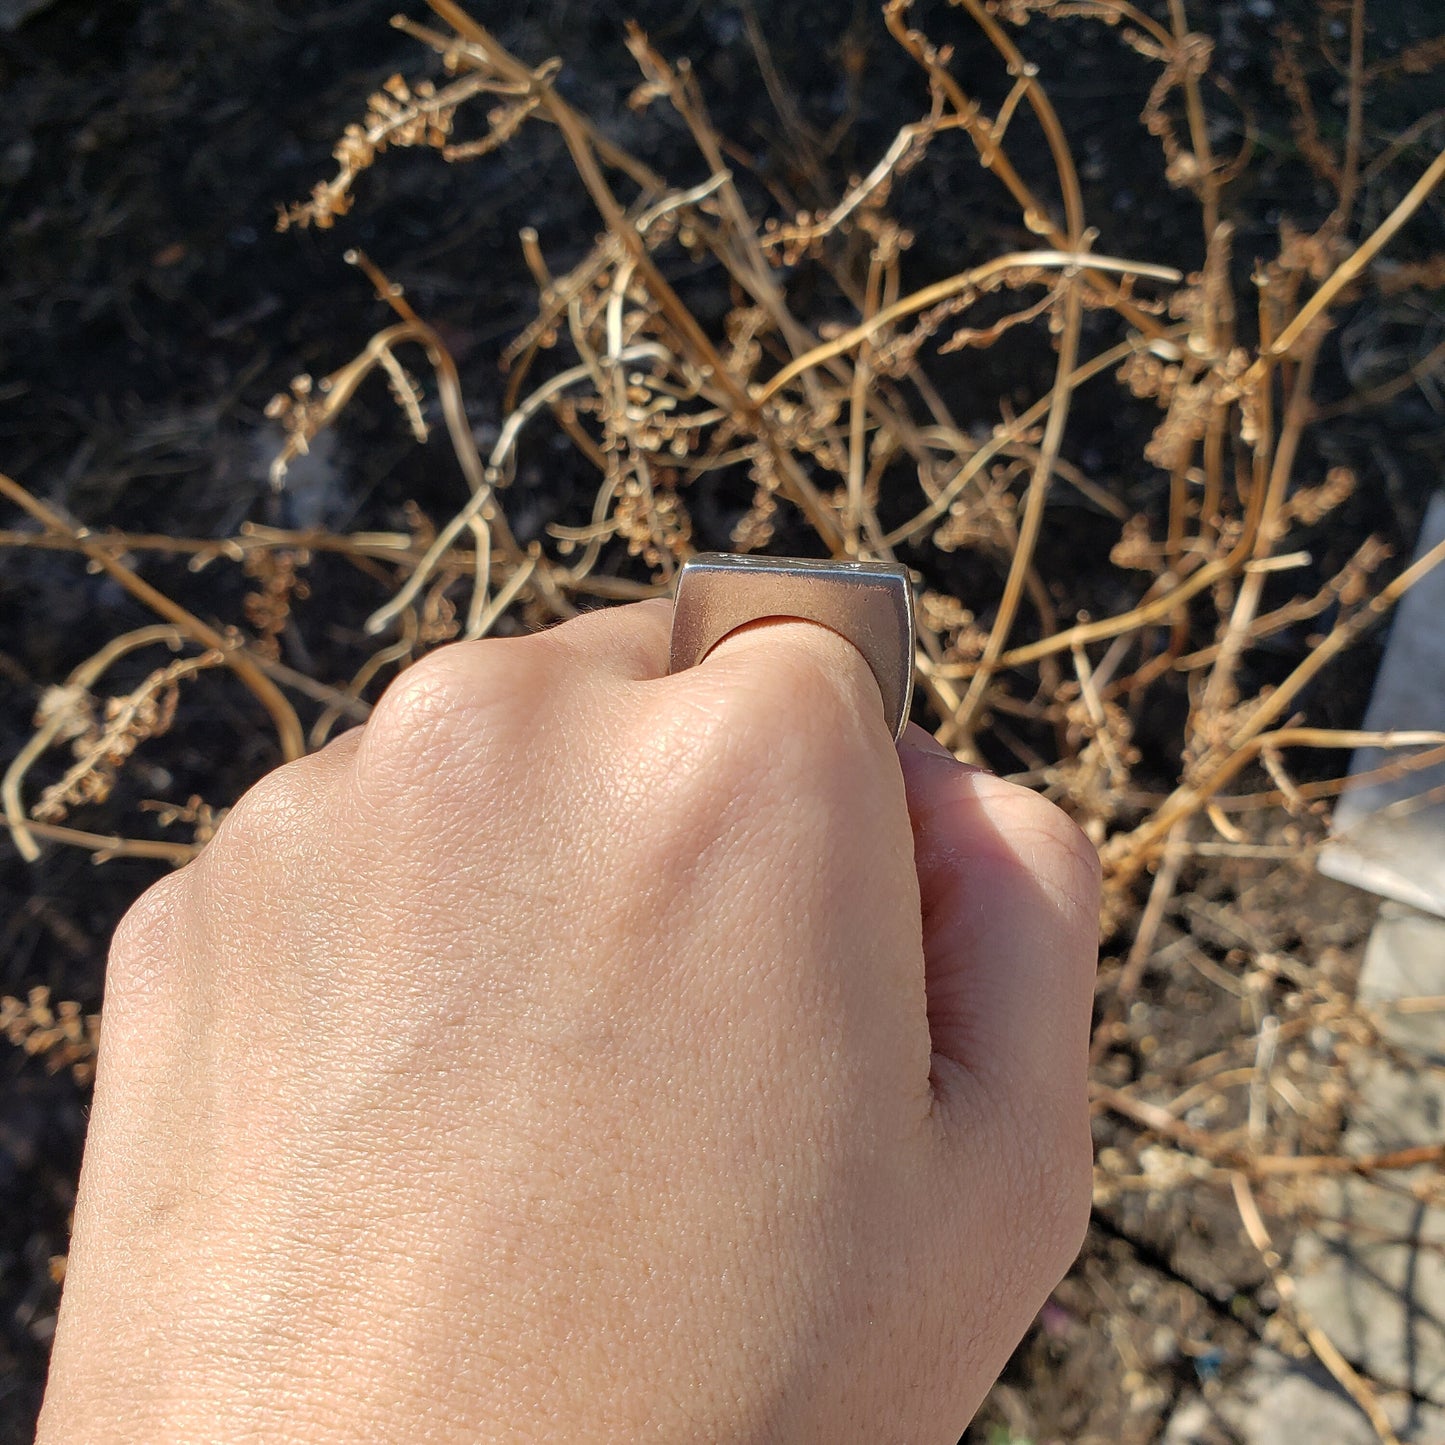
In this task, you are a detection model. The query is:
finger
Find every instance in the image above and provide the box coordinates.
[539,596,674,682]
[687,614,900,755]
[895,742,1100,1121]
[676,617,928,1054]
[899,721,973,764]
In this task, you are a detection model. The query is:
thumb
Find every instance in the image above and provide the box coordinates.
[896,727,1100,1136]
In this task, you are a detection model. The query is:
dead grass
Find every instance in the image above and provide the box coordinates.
[4,0,1445,1436]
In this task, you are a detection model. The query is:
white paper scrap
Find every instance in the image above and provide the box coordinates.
[1318,491,1445,918]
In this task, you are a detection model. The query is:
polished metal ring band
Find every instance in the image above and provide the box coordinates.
[667,553,916,741]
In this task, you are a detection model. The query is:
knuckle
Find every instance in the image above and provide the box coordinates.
[191,749,347,908]
[358,639,547,781]
[535,598,671,675]
[106,870,188,1016]
[985,780,1102,926]
[618,688,758,830]
[755,632,879,743]
[365,646,478,748]
[207,758,321,863]
[644,678,810,811]
[591,691,787,916]
[676,643,877,781]
[110,873,183,958]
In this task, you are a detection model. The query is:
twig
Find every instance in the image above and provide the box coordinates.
[1231,1174,1403,1445]
[0,472,305,767]
[757,251,1177,405]
[2,626,187,862]
[1260,146,1445,369]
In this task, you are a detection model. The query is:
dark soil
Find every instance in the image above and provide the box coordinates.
[2,0,1442,1438]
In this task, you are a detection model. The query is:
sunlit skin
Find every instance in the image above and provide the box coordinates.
[39,600,1098,1444]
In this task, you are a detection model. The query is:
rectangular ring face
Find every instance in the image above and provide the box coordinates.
[669,553,915,740]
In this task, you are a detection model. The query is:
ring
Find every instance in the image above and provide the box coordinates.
[668,553,916,740]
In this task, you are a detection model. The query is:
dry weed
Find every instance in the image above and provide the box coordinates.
[0,988,100,1087]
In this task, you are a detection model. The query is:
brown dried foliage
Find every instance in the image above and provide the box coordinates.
[0,988,100,1086]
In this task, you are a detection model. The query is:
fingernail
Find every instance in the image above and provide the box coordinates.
[898,724,993,771]
[904,731,956,760]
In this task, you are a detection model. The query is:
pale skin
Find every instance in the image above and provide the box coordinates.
[38,599,1100,1443]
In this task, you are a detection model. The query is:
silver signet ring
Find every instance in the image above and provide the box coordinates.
[667,553,916,741]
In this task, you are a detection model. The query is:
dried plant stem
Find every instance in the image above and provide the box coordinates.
[2,626,187,862]
[1200,338,1322,723]
[1231,1174,1403,1445]
[988,476,1269,669]
[1121,725,1445,883]
[0,472,305,765]
[425,0,846,551]
[361,346,660,636]
[0,817,198,867]
[1119,820,1189,1004]
[310,622,415,750]
[950,272,1085,745]
[1213,741,1445,813]
[759,251,1177,405]
[269,299,526,609]
[846,252,884,552]
[955,0,1087,243]
[1261,145,1445,369]
[886,330,1179,549]
[1335,0,1368,225]
[251,653,374,724]
[1167,0,1220,237]
[1093,1086,1445,1185]
[1229,536,1445,750]
[887,0,1176,343]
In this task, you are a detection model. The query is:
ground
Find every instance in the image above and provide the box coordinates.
[2,0,1443,1439]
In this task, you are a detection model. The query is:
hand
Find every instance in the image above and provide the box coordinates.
[38,600,1099,1443]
